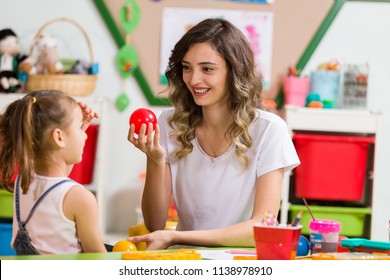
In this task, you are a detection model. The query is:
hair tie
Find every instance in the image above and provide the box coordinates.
[32,97,37,104]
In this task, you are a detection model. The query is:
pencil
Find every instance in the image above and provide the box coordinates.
[291,210,303,227]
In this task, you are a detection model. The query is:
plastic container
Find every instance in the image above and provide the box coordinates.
[310,70,340,107]
[342,63,369,109]
[0,190,13,218]
[289,204,371,237]
[69,123,99,184]
[309,219,341,254]
[253,224,302,260]
[340,238,390,254]
[293,133,374,201]
[283,76,310,107]
[0,223,16,256]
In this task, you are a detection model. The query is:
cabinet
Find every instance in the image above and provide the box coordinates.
[280,105,385,240]
[0,93,109,238]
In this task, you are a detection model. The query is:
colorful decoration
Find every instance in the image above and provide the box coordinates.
[116,91,130,112]
[115,0,141,111]
[259,211,278,227]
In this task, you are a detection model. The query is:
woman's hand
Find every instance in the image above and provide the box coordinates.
[127,230,175,250]
[128,123,165,163]
[78,102,99,131]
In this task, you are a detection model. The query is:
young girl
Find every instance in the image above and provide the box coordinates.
[0,90,107,255]
[127,18,300,250]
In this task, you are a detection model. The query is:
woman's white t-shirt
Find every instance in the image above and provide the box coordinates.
[159,108,300,231]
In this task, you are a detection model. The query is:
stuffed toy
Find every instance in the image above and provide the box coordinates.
[33,34,64,74]
[0,28,33,93]
[67,59,90,74]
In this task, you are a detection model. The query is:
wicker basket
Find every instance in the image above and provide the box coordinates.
[25,18,97,96]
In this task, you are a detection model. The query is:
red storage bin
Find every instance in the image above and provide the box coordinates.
[0,168,18,186]
[293,133,374,201]
[69,124,99,184]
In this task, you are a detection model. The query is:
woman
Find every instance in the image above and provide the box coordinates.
[128,18,299,249]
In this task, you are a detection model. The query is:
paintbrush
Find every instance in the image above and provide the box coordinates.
[302,198,316,221]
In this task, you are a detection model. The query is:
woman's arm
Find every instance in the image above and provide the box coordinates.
[129,168,284,249]
[63,186,107,253]
[128,123,172,232]
[142,161,172,232]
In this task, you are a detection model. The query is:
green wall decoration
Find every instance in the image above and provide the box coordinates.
[93,0,171,106]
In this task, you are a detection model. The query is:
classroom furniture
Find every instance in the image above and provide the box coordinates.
[280,106,383,240]
[1,246,388,260]
[0,94,110,248]
[0,247,256,260]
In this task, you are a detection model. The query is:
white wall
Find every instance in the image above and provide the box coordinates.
[0,0,166,237]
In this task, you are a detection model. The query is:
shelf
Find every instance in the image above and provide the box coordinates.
[281,106,383,240]
[285,105,381,134]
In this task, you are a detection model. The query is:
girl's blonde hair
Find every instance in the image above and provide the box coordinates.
[0,90,77,193]
[162,18,263,169]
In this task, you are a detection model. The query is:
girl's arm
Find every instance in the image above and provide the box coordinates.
[63,186,107,253]
[66,102,99,176]
[129,168,284,249]
[78,102,99,131]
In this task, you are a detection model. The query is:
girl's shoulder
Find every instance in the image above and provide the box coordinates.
[33,174,80,183]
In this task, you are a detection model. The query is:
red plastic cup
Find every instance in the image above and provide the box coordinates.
[253,224,302,260]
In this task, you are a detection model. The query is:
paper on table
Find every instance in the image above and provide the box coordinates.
[196,249,256,260]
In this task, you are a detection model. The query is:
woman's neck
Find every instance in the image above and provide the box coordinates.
[201,106,233,131]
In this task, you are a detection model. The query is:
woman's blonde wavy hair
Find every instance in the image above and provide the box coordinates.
[161,18,264,170]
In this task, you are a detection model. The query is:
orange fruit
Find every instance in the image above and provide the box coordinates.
[112,240,138,252]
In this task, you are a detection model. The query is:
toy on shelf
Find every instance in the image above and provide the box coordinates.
[309,60,341,108]
[33,34,64,74]
[25,18,98,96]
[0,29,34,93]
[262,99,277,111]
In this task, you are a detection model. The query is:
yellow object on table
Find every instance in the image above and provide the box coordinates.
[128,222,177,250]
[311,252,390,260]
[121,249,201,260]
[112,240,137,252]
